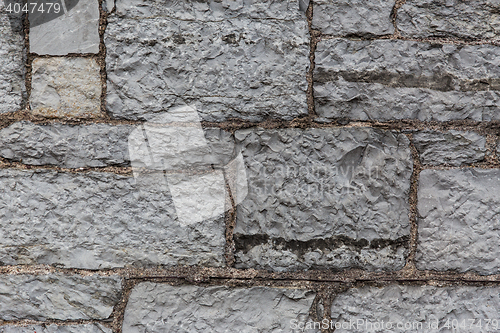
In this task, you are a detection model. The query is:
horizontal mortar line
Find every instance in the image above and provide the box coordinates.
[317,33,500,46]
[113,14,301,23]
[0,319,112,328]
[0,159,133,175]
[2,110,500,133]
[422,163,500,170]
[1,266,500,284]
[28,52,103,59]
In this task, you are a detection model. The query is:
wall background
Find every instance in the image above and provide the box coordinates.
[0,0,500,332]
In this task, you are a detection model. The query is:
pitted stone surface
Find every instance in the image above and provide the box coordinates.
[106,0,309,122]
[330,284,500,332]
[0,324,111,333]
[0,169,225,268]
[0,274,121,320]
[233,127,412,272]
[314,39,500,122]
[312,0,394,36]
[29,0,100,55]
[30,58,101,118]
[123,283,316,333]
[0,4,25,113]
[417,169,500,275]
[413,130,486,166]
[0,122,235,169]
[398,0,500,41]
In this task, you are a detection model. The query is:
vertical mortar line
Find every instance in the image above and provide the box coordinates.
[324,283,352,333]
[391,0,407,38]
[306,0,318,117]
[111,278,137,333]
[97,0,110,118]
[223,166,237,267]
[403,132,422,274]
[485,134,498,165]
[23,0,34,112]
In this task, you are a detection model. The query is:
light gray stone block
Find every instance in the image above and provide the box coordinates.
[234,127,412,272]
[30,58,102,118]
[0,274,121,321]
[417,168,500,275]
[312,0,394,36]
[398,0,500,41]
[330,284,500,332]
[123,283,316,333]
[314,39,500,122]
[0,121,235,168]
[29,0,100,55]
[0,169,226,268]
[413,130,486,166]
[0,324,111,333]
[0,3,25,113]
[105,0,309,121]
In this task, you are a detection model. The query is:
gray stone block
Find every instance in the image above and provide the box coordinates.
[30,58,102,118]
[0,121,235,169]
[0,324,111,333]
[413,130,486,166]
[398,0,500,41]
[234,127,412,272]
[105,0,309,122]
[29,0,100,55]
[330,284,500,332]
[0,3,25,113]
[314,39,500,122]
[417,168,500,275]
[0,169,226,268]
[0,274,121,321]
[312,0,394,36]
[123,283,316,333]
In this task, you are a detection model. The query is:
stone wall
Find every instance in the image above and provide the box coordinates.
[0,0,500,331]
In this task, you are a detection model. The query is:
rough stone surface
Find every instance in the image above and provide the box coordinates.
[123,283,316,333]
[330,284,500,332]
[0,274,121,320]
[312,0,394,36]
[417,169,500,275]
[0,169,226,269]
[234,127,412,272]
[30,58,102,118]
[398,0,500,41]
[413,130,486,166]
[314,39,500,122]
[29,0,100,55]
[0,3,25,113]
[0,324,111,333]
[0,121,235,169]
[106,0,309,122]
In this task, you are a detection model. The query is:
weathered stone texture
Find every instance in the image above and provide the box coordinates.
[0,169,225,268]
[0,324,111,333]
[30,58,102,118]
[29,0,100,55]
[106,0,309,121]
[234,127,412,272]
[417,169,500,275]
[398,0,500,40]
[314,39,500,122]
[413,130,486,166]
[123,283,316,333]
[331,284,500,332]
[0,4,24,113]
[312,0,394,36]
[0,274,121,320]
[0,121,234,169]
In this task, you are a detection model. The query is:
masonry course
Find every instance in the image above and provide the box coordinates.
[417,168,500,275]
[412,130,487,166]
[233,127,412,272]
[105,0,309,122]
[122,283,316,332]
[0,274,121,320]
[314,39,500,122]
[397,0,500,41]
